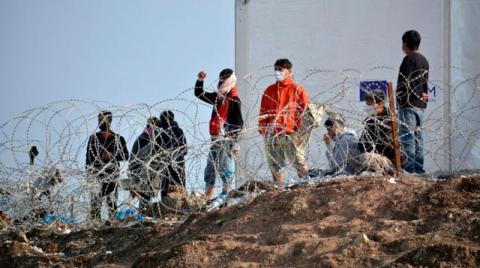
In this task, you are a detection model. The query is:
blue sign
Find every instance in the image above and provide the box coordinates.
[360,80,388,101]
[428,84,437,103]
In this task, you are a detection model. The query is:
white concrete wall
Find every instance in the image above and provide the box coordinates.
[235,0,479,180]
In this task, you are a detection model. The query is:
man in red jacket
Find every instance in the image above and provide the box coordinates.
[195,69,244,200]
[259,59,310,190]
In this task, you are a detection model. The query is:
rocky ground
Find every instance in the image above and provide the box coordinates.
[2,175,480,267]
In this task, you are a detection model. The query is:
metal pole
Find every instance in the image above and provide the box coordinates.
[443,0,452,173]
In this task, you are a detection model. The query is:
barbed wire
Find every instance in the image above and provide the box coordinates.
[0,66,479,229]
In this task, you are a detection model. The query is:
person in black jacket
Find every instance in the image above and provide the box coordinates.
[195,69,243,200]
[156,111,187,199]
[129,117,161,213]
[396,30,429,174]
[354,90,395,175]
[86,111,129,221]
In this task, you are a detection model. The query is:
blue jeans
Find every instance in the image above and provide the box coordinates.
[398,107,425,174]
[204,138,236,189]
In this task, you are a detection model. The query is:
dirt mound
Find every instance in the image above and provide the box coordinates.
[2,176,480,267]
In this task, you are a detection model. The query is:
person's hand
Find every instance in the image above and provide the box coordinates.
[323,134,331,144]
[422,93,429,102]
[101,151,112,162]
[198,71,207,81]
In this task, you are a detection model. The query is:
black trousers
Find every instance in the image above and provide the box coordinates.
[160,160,185,199]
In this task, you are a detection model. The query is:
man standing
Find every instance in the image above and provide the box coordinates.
[396,30,429,174]
[86,111,129,222]
[259,59,310,190]
[156,110,187,199]
[129,117,161,214]
[195,69,243,200]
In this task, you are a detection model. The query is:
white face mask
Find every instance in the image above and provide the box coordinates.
[364,105,376,115]
[275,70,286,81]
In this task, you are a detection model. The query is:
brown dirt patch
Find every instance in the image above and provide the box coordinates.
[2,176,480,267]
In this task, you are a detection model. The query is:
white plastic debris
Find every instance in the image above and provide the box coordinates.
[388,177,397,184]
[206,192,228,212]
[105,250,112,255]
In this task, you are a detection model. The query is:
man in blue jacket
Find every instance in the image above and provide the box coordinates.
[322,115,360,176]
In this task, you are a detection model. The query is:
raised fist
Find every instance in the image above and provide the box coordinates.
[198,71,207,81]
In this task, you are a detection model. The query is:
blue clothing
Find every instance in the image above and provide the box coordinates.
[398,107,425,173]
[204,138,236,188]
[325,129,360,175]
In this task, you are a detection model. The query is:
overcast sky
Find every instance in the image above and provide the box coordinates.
[0,1,234,124]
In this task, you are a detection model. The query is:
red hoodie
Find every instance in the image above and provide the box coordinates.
[210,87,240,136]
[259,77,310,136]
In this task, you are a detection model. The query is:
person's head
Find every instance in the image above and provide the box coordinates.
[365,90,386,115]
[274,58,292,81]
[324,115,345,138]
[29,146,39,165]
[219,68,233,82]
[218,68,233,87]
[147,117,160,129]
[98,110,112,131]
[159,110,175,127]
[217,68,236,95]
[402,30,421,53]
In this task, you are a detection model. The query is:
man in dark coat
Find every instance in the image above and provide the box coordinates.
[156,111,187,199]
[129,117,161,213]
[86,111,129,221]
[354,90,395,175]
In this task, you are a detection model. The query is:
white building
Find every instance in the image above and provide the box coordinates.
[234,0,480,180]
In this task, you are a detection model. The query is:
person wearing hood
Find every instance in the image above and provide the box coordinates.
[86,110,129,221]
[322,115,360,176]
[155,110,187,199]
[259,59,310,190]
[195,69,244,200]
[353,90,395,175]
[129,117,161,213]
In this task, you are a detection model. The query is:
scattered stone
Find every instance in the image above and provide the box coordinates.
[13,231,29,244]
[237,180,275,193]
[288,198,309,216]
[0,211,10,230]
[292,242,306,256]
[353,233,370,245]
[319,257,339,268]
